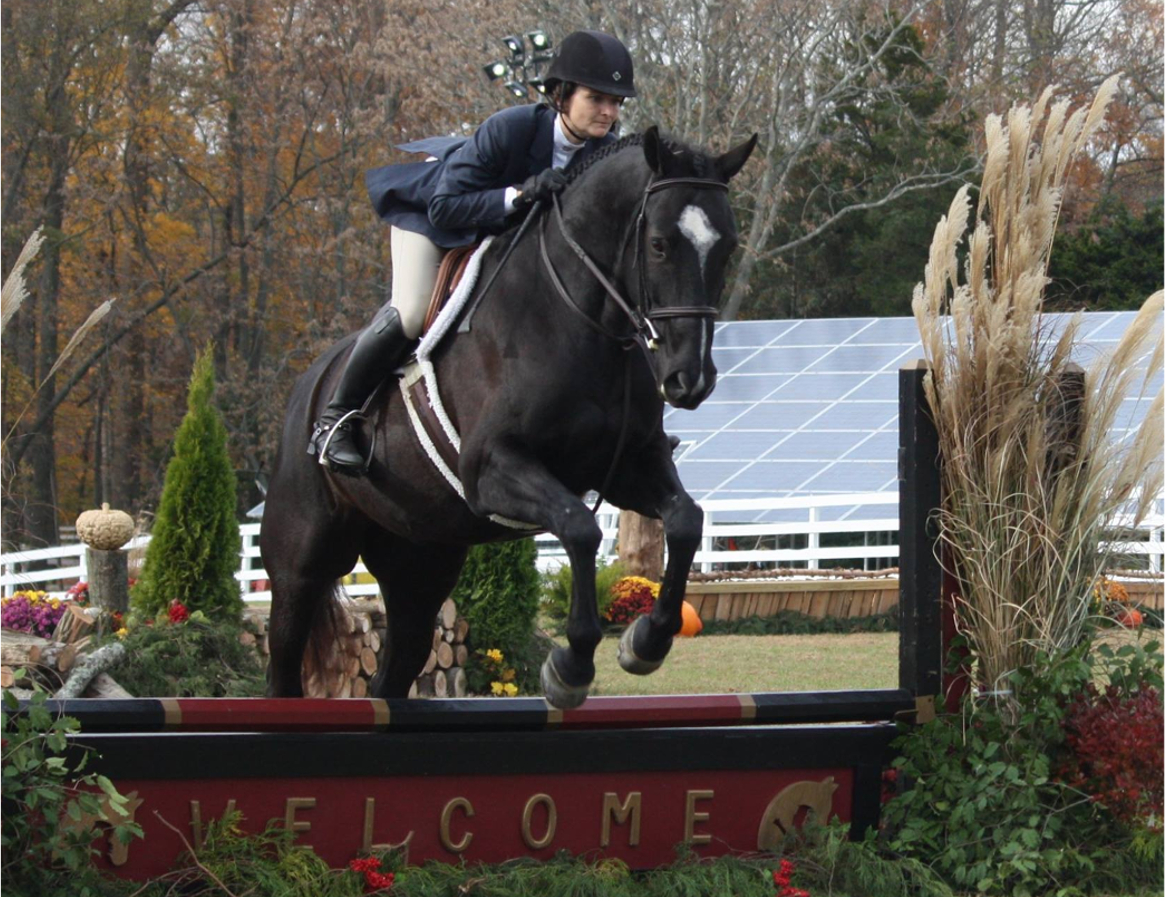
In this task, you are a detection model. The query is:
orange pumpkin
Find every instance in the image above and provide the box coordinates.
[1119,607,1144,629]
[677,601,703,637]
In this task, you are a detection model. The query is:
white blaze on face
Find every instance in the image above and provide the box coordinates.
[678,205,721,280]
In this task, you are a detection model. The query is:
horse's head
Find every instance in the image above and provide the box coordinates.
[637,126,756,409]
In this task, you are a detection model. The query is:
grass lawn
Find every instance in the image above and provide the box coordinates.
[583,631,899,696]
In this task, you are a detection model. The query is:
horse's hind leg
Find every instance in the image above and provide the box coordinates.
[266,574,341,697]
[359,529,467,698]
[261,494,361,697]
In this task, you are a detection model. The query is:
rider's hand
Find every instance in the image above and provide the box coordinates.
[514,168,568,210]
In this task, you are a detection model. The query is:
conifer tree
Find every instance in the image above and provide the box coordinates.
[452,538,540,662]
[132,346,242,622]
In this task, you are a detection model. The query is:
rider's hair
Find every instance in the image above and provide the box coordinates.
[547,81,578,113]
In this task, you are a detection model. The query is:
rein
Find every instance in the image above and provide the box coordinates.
[541,174,729,352]
[540,172,729,511]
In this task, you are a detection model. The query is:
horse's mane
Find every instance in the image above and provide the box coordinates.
[489,130,715,245]
[562,130,718,187]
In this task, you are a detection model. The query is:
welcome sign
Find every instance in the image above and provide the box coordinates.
[57,693,901,877]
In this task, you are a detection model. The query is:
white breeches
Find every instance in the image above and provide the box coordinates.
[390,226,445,340]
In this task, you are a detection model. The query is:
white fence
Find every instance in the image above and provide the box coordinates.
[3,493,1162,605]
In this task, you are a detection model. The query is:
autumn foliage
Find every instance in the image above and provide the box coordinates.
[1060,683,1164,829]
[1,0,1161,550]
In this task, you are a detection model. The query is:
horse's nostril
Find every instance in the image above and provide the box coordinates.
[665,371,690,396]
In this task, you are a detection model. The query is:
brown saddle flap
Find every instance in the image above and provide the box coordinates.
[422,243,479,335]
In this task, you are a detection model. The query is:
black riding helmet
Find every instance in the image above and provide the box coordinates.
[544,30,636,99]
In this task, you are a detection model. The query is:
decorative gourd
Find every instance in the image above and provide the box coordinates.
[1119,607,1144,629]
[677,600,703,637]
[75,503,135,551]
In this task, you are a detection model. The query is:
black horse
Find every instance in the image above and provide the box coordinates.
[261,126,756,707]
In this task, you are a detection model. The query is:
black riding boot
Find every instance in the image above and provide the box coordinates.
[308,305,416,475]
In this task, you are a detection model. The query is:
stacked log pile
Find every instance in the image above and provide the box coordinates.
[273,599,384,699]
[269,597,471,699]
[409,599,471,699]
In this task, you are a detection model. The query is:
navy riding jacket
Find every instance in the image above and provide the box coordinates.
[365,104,616,248]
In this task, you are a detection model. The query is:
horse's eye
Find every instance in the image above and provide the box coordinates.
[649,237,667,258]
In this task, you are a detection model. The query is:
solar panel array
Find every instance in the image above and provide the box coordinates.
[664,311,1161,523]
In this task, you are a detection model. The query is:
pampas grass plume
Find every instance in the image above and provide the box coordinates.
[912,79,1164,696]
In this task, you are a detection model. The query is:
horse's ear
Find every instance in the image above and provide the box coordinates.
[715,133,758,181]
[643,125,664,174]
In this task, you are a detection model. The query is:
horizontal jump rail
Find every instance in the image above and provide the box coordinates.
[29,690,912,734]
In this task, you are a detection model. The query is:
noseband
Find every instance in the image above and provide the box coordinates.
[540,174,729,352]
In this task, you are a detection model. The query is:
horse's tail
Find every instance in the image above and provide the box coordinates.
[304,582,347,691]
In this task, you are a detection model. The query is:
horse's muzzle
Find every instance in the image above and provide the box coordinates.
[661,368,716,409]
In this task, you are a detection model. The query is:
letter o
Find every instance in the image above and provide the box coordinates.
[521,793,557,850]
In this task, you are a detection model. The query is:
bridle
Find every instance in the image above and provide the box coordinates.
[536,170,730,511]
[540,174,729,355]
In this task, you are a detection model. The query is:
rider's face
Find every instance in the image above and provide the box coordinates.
[562,88,623,141]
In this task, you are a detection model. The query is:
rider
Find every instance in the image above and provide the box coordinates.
[309,30,637,474]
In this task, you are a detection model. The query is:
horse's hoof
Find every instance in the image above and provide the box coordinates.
[618,616,665,675]
[541,654,591,710]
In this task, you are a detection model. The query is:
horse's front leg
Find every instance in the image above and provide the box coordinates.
[464,444,603,709]
[605,441,704,674]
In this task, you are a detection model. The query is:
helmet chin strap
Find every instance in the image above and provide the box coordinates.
[558,111,589,145]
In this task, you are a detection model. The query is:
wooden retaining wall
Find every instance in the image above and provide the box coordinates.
[684,574,1163,622]
[1116,578,1164,610]
[684,578,900,622]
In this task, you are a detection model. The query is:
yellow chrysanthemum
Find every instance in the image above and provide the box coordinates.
[116,627,128,638]
[503,683,519,697]
[612,576,661,599]
[486,649,504,663]
[490,681,505,696]
[501,668,516,682]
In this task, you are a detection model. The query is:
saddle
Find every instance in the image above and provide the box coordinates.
[422,243,478,336]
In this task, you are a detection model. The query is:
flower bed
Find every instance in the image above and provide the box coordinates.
[1,590,67,638]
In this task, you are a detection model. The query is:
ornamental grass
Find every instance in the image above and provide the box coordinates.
[912,76,1164,697]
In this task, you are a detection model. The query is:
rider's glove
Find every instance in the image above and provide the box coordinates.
[514,168,568,210]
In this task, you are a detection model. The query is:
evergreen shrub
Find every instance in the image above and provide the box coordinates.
[540,558,626,624]
[132,346,242,623]
[452,538,541,693]
[105,619,266,698]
